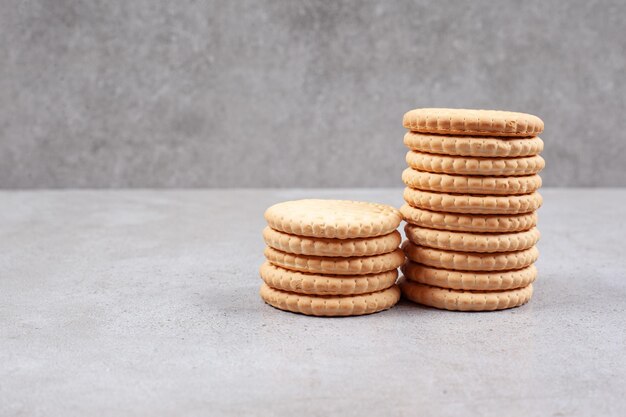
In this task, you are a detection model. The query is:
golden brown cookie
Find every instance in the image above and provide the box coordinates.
[404,224,540,253]
[406,151,545,176]
[402,168,542,195]
[264,246,405,275]
[403,108,544,137]
[262,227,401,257]
[260,283,401,316]
[403,188,543,214]
[400,279,533,311]
[264,199,401,239]
[259,261,398,295]
[402,261,537,290]
[402,241,539,271]
[400,204,538,233]
[404,132,544,157]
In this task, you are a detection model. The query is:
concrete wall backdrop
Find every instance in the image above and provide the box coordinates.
[0,0,625,188]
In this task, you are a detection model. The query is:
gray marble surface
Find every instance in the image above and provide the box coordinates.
[1,188,625,416]
[1,0,626,188]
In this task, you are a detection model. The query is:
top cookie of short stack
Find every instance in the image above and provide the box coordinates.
[264,199,402,239]
[403,108,544,137]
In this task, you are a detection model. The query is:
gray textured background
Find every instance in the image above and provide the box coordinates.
[1,0,625,188]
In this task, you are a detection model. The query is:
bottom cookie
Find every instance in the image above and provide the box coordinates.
[260,283,401,316]
[399,279,533,311]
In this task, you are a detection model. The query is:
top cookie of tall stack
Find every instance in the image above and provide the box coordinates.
[403,108,544,137]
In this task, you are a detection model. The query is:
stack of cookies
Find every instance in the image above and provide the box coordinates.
[260,199,404,316]
[398,108,545,311]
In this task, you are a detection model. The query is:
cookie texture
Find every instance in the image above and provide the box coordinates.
[260,283,401,316]
[264,199,401,239]
[403,108,544,137]
[404,224,540,253]
[402,168,542,195]
[404,132,544,157]
[400,279,533,311]
[403,188,543,214]
[402,241,539,271]
[259,261,398,295]
[402,261,537,290]
[263,227,401,258]
[264,246,405,275]
[406,151,545,176]
[400,204,538,233]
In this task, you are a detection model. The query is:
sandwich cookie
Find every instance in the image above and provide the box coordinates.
[264,246,405,275]
[404,224,540,253]
[403,108,544,137]
[402,241,539,271]
[264,199,402,239]
[402,168,542,195]
[260,261,398,295]
[404,132,544,158]
[262,227,401,257]
[402,261,537,291]
[406,151,545,176]
[400,204,538,233]
[403,188,543,215]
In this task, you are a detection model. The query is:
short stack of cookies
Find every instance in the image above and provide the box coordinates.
[398,108,545,311]
[260,199,404,316]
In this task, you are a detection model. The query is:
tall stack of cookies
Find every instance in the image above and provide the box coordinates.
[260,199,404,316]
[398,108,545,311]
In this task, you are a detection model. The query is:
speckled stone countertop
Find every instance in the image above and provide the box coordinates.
[1,188,624,416]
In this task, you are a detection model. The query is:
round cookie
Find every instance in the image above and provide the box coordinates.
[259,261,398,295]
[404,132,544,157]
[404,224,540,253]
[264,199,401,239]
[264,246,405,275]
[403,188,543,215]
[402,261,537,290]
[260,283,401,316]
[263,227,401,257]
[406,151,545,176]
[403,108,544,137]
[402,241,539,271]
[402,168,542,195]
[400,279,533,311]
[400,204,538,233]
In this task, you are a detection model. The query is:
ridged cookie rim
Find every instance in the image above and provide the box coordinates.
[259,261,398,295]
[402,168,542,195]
[400,279,533,311]
[403,188,543,214]
[262,227,401,257]
[403,108,544,137]
[260,283,401,316]
[400,204,538,233]
[406,151,546,176]
[402,241,539,271]
[404,224,541,253]
[264,246,406,275]
[403,132,544,157]
[402,261,537,290]
[264,199,402,239]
